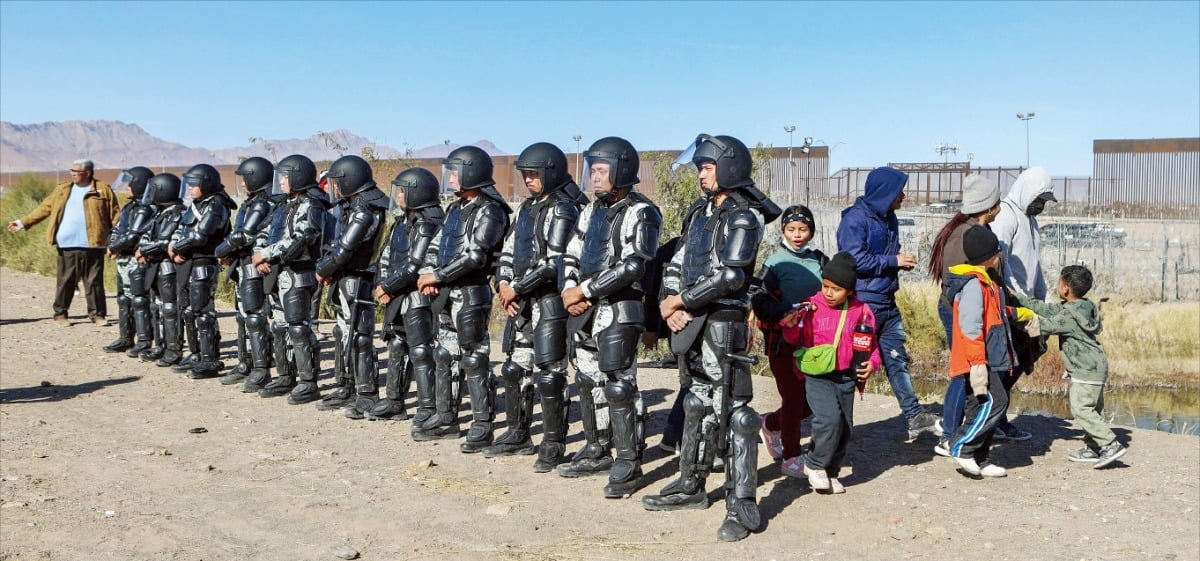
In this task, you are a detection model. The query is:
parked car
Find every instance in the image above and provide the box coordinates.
[1039,222,1126,248]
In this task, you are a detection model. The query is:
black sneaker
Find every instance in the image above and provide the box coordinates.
[1092,442,1127,469]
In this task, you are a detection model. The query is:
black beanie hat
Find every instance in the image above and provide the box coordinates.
[781,204,815,233]
[963,225,1002,265]
[822,251,858,290]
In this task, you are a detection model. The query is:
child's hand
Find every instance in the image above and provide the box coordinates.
[855,361,872,382]
[969,364,989,397]
[780,310,801,328]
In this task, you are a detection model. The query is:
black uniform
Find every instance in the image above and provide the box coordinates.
[105,166,156,354]
[136,174,186,365]
[215,157,281,387]
[641,134,781,543]
[413,146,512,451]
[371,167,444,425]
[172,164,236,378]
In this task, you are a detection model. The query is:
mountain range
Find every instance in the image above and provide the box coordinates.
[0,120,508,171]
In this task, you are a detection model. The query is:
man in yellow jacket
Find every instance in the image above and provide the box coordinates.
[7,159,120,324]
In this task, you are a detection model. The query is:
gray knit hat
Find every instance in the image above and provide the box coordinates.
[960,174,1000,215]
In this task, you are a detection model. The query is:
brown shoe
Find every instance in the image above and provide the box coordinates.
[54,316,69,326]
[91,316,108,325]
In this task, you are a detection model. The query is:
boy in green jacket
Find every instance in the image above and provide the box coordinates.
[1015,265,1127,469]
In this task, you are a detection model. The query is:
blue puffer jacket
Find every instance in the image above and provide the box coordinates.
[835,167,908,307]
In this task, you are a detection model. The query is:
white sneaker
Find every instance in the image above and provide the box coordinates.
[804,463,831,491]
[934,439,952,457]
[953,456,981,476]
[979,463,1007,478]
[828,477,845,494]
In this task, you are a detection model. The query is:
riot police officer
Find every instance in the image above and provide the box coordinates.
[413,146,511,450]
[641,134,780,542]
[104,166,157,353]
[170,164,237,379]
[484,142,585,471]
[557,137,662,497]
[135,173,187,366]
[215,157,282,386]
[253,154,330,404]
[315,155,390,419]
[372,167,445,425]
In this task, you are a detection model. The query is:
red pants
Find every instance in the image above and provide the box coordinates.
[765,338,812,459]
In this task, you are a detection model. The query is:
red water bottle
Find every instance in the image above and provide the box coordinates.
[851,315,875,397]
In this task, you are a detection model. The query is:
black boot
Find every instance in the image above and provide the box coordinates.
[258,376,295,398]
[241,368,272,393]
[344,394,377,420]
[126,342,150,358]
[316,384,354,411]
[155,348,182,367]
[103,337,133,353]
[603,380,645,498]
[412,411,460,441]
[140,346,164,361]
[482,385,535,457]
[171,353,198,373]
[219,364,249,385]
[458,361,494,454]
[716,498,761,542]
[104,296,134,352]
[641,476,709,511]
[288,381,321,405]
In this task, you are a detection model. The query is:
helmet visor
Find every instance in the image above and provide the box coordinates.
[326,176,345,204]
[111,171,134,196]
[180,175,203,207]
[270,170,287,197]
[232,175,249,203]
[583,156,620,193]
[673,134,724,170]
[440,162,462,196]
[141,183,155,205]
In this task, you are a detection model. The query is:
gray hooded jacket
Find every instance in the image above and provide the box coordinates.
[993,167,1052,299]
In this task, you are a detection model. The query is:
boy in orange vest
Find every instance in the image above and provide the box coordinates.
[943,226,1032,478]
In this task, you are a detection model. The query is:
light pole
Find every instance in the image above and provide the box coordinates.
[800,136,814,206]
[1016,112,1035,168]
[573,134,582,178]
[783,126,795,201]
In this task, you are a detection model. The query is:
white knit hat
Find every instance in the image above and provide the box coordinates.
[961,174,1000,215]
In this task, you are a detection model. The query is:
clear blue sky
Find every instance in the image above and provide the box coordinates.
[2,1,1197,175]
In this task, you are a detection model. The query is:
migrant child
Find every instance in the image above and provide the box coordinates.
[944,226,1031,478]
[780,251,879,493]
[1014,265,1126,468]
[751,205,828,462]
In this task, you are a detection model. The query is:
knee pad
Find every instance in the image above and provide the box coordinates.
[575,371,597,392]
[536,371,566,394]
[287,325,310,341]
[501,360,527,385]
[181,306,194,323]
[162,302,178,320]
[410,344,434,364]
[433,346,452,369]
[132,296,149,310]
[196,313,215,330]
[353,333,372,353]
[387,337,407,356]
[246,313,266,330]
[729,406,762,435]
[332,324,344,341]
[116,294,131,308]
[461,352,488,372]
[603,379,636,406]
[683,391,707,418]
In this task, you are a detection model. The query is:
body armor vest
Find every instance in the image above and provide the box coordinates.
[511,198,549,277]
[681,204,721,288]
[436,203,469,268]
[148,204,186,255]
[179,197,232,257]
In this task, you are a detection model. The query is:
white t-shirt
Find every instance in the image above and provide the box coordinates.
[55,183,93,248]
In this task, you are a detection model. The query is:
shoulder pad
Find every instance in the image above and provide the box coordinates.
[552,199,579,220]
[479,187,513,214]
[727,209,759,230]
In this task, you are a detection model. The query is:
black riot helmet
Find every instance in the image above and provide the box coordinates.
[143,173,182,207]
[234,156,274,194]
[274,154,319,195]
[181,163,224,199]
[441,145,495,194]
[326,155,376,200]
[678,134,754,194]
[391,167,440,210]
[583,136,639,201]
[121,166,155,200]
[514,142,568,197]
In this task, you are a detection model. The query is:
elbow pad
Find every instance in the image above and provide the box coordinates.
[511,262,555,295]
[437,248,487,284]
[587,258,645,299]
[680,267,745,310]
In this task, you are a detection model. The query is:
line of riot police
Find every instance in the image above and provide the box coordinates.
[101,134,778,542]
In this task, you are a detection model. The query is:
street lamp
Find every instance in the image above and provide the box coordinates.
[800,136,814,206]
[573,134,582,177]
[1016,112,1035,168]
[783,126,795,201]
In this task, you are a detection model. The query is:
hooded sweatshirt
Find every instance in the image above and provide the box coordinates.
[1014,293,1108,384]
[781,294,882,373]
[992,167,1052,299]
[835,167,907,307]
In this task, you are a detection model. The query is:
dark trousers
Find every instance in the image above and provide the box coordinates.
[950,369,1010,462]
[661,389,686,446]
[766,339,812,459]
[804,369,857,477]
[54,247,107,319]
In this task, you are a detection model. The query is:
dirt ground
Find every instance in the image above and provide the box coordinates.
[1,267,1197,561]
